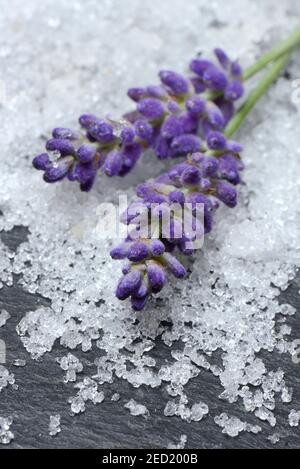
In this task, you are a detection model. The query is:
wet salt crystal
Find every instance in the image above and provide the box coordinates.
[111,393,120,402]
[49,415,61,436]
[167,434,187,449]
[0,365,15,392]
[288,409,300,427]
[124,399,149,418]
[0,310,10,327]
[13,359,27,367]
[0,416,14,445]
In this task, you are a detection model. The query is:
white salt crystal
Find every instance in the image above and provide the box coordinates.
[0,365,15,392]
[124,399,149,418]
[13,359,26,367]
[0,416,14,445]
[288,409,300,427]
[49,415,61,437]
[111,393,120,402]
[0,310,10,327]
[268,433,281,445]
[57,354,83,383]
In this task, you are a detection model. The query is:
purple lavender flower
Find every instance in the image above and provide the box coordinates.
[111,131,243,310]
[33,49,244,191]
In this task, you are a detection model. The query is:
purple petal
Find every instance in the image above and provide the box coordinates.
[206,131,227,150]
[162,253,186,278]
[171,134,203,156]
[137,98,165,120]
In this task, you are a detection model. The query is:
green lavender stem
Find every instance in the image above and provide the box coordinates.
[244,24,300,80]
[225,53,290,138]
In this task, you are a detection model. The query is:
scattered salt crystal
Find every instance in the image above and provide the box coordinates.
[0,310,10,327]
[111,393,120,402]
[288,409,300,427]
[0,416,14,445]
[49,415,61,436]
[124,399,149,418]
[167,434,187,449]
[0,365,15,392]
[12,359,27,367]
[268,433,281,445]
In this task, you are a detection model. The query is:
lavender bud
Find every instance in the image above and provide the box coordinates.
[155,136,170,160]
[203,66,227,91]
[103,150,122,177]
[149,240,166,256]
[206,131,227,150]
[79,114,98,128]
[225,80,244,101]
[127,242,149,262]
[216,181,237,207]
[190,58,213,77]
[120,126,135,144]
[110,243,129,260]
[134,119,153,141]
[214,48,230,70]
[46,138,75,156]
[163,253,187,278]
[89,120,114,143]
[32,153,51,171]
[186,96,206,116]
[171,134,203,156]
[161,115,183,139]
[168,190,185,205]
[159,70,189,96]
[43,156,73,183]
[181,166,201,185]
[116,270,142,300]
[77,144,96,163]
[137,98,165,120]
[127,87,146,102]
[52,127,79,140]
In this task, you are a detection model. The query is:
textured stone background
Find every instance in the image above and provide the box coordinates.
[0,226,299,448]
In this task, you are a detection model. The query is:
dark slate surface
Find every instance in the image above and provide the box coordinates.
[0,226,300,449]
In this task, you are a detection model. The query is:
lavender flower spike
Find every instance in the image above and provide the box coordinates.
[33,49,244,191]
[111,130,244,310]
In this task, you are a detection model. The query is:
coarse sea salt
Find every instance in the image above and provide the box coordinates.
[0,0,299,445]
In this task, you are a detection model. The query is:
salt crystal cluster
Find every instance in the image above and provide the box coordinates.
[49,415,61,436]
[0,0,299,445]
[0,416,14,445]
[57,354,83,383]
[69,378,104,414]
